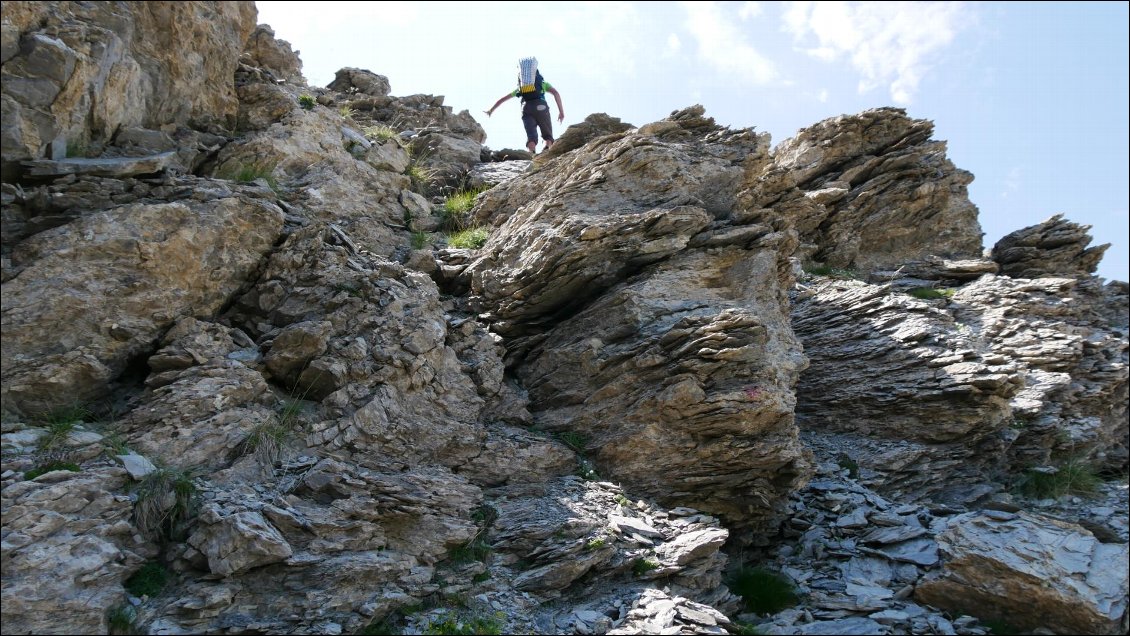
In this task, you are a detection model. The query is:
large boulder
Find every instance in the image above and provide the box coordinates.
[916,511,1129,635]
[1,188,285,417]
[743,107,984,274]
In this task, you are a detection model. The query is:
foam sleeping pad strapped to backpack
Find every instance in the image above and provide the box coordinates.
[519,57,538,92]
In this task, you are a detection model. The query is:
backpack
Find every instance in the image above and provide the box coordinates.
[518,71,545,102]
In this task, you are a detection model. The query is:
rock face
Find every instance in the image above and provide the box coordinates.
[1,188,285,416]
[742,107,984,274]
[792,271,1128,502]
[1,1,257,180]
[461,107,812,537]
[917,511,1129,635]
[2,4,1128,636]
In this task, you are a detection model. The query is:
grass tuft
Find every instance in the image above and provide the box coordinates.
[298,94,316,110]
[24,461,81,480]
[364,124,403,144]
[632,557,659,576]
[124,561,169,598]
[133,466,198,542]
[446,227,489,250]
[907,287,955,300]
[1015,458,1101,499]
[421,610,506,636]
[727,566,799,615]
[107,605,138,635]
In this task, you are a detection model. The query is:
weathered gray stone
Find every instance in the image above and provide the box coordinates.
[2,195,285,416]
[992,214,1109,278]
[188,508,294,577]
[916,511,1129,635]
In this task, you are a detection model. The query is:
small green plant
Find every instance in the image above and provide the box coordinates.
[576,458,600,481]
[836,453,860,479]
[470,504,498,526]
[216,160,279,191]
[364,124,403,144]
[732,622,763,635]
[614,494,631,507]
[556,431,587,453]
[134,466,198,542]
[34,405,91,451]
[406,161,438,195]
[124,561,169,598]
[449,535,492,564]
[102,431,131,456]
[440,189,484,231]
[24,461,81,480]
[339,105,357,119]
[585,537,607,550]
[66,138,97,158]
[411,231,431,250]
[727,566,799,615]
[421,610,506,636]
[632,557,660,576]
[907,287,955,300]
[472,571,491,583]
[107,605,138,635]
[446,227,489,249]
[238,413,299,467]
[298,94,316,110]
[1015,459,1101,499]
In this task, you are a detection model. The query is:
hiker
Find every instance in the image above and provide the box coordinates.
[484,57,564,154]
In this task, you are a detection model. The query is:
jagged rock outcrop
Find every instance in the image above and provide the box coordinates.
[792,268,1128,501]
[992,213,1110,278]
[458,107,812,538]
[539,112,635,160]
[241,24,304,85]
[1,1,257,180]
[742,107,984,274]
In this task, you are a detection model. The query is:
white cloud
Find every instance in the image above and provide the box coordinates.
[739,2,763,20]
[1001,166,1022,199]
[667,33,682,55]
[782,1,973,104]
[681,1,777,85]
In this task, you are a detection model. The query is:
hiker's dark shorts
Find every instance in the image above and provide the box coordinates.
[522,99,553,143]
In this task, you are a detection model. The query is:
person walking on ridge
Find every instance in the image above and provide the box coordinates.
[485,57,564,154]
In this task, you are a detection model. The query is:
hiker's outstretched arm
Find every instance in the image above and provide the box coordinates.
[547,87,565,123]
[485,94,513,117]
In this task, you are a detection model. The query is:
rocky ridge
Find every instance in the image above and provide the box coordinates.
[1,3,1127,636]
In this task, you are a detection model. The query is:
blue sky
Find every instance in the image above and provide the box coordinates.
[256,1,1129,282]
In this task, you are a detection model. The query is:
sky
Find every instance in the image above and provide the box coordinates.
[256,1,1129,282]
